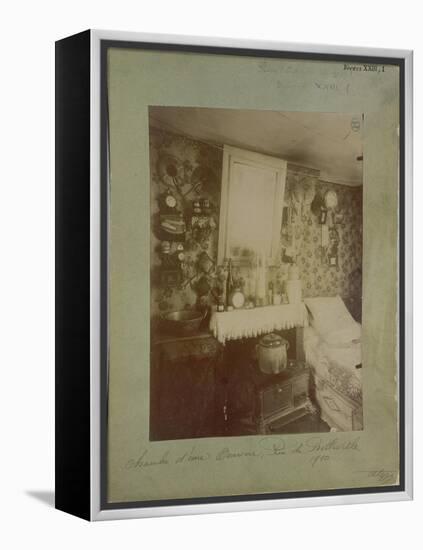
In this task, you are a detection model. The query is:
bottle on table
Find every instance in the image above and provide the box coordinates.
[226,258,234,309]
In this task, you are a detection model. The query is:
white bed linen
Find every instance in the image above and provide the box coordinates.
[304,295,361,346]
[303,326,361,384]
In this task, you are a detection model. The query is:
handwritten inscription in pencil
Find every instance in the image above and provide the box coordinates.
[124,436,361,471]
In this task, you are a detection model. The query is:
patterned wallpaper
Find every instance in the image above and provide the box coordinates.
[150,127,222,317]
[149,127,362,319]
[284,172,363,300]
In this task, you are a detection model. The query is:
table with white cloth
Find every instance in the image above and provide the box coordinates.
[209,303,309,345]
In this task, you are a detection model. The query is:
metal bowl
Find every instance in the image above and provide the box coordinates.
[160,310,205,336]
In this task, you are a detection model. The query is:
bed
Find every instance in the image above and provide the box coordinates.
[303,296,363,432]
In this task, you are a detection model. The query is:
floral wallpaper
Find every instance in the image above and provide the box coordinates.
[149,127,362,320]
[284,171,363,302]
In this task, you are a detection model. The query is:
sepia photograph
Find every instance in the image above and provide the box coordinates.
[5,0,415,540]
[149,107,363,441]
[99,41,407,511]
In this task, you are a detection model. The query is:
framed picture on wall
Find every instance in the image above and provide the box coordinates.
[56,30,413,521]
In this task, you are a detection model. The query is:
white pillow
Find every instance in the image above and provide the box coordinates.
[304,295,361,347]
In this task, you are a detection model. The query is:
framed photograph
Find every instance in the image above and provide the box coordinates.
[55,30,413,521]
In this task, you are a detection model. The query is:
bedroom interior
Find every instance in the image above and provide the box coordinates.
[149,106,363,441]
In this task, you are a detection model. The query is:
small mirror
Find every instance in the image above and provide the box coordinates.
[217,146,287,266]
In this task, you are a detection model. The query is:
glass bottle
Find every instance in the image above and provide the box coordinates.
[226,258,234,309]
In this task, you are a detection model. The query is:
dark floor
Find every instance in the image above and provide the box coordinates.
[270,413,330,434]
[225,412,331,437]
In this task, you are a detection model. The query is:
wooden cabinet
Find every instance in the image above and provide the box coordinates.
[150,332,222,441]
[150,331,312,439]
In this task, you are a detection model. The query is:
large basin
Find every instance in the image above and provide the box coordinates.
[160,310,205,336]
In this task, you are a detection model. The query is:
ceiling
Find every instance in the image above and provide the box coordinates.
[149,107,363,186]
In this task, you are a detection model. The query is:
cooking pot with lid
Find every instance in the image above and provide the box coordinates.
[256,333,290,374]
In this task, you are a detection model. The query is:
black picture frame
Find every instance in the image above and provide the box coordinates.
[55,30,412,521]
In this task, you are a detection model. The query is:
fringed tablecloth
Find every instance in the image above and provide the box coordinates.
[210,303,309,344]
